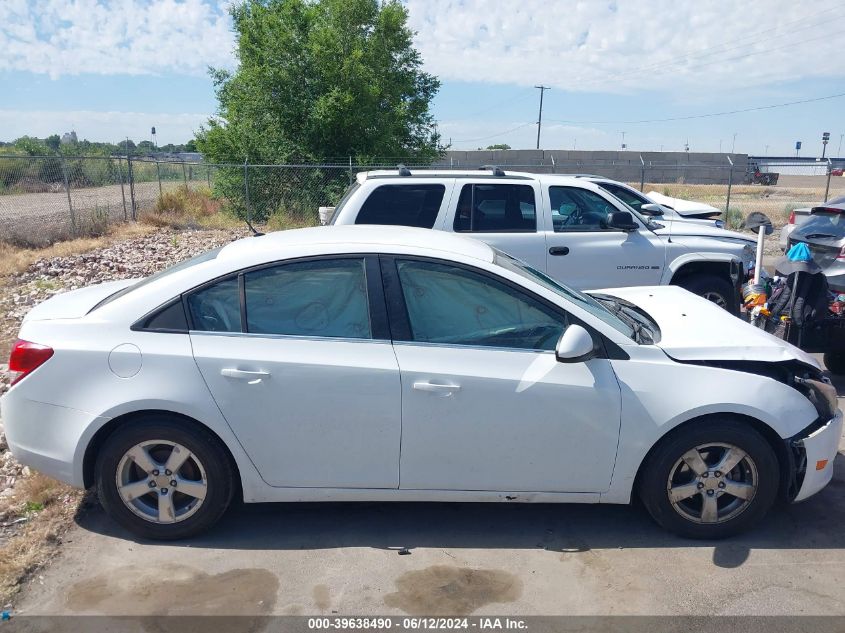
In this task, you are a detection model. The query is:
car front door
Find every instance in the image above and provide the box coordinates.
[544,185,665,289]
[189,256,401,488]
[448,181,548,271]
[382,256,622,493]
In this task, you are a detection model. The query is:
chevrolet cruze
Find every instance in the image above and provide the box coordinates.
[1,226,840,539]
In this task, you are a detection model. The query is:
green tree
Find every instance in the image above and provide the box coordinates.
[45,134,61,152]
[198,0,440,164]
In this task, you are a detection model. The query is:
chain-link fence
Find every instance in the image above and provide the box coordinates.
[1,154,842,246]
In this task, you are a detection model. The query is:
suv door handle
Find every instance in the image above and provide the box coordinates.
[221,368,270,383]
[413,381,461,395]
[549,246,570,256]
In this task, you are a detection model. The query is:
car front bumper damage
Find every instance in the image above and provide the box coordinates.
[788,410,843,503]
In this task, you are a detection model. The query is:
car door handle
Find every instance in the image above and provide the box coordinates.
[221,368,270,382]
[413,381,461,395]
[549,246,570,256]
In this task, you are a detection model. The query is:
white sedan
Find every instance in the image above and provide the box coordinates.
[1,226,841,540]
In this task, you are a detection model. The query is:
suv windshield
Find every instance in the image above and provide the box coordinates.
[493,249,636,340]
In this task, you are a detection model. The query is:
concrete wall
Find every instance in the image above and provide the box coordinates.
[432,150,747,185]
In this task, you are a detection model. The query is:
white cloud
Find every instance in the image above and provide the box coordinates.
[0,109,209,144]
[406,0,844,95]
[0,0,234,79]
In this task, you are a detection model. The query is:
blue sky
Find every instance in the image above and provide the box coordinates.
[1,0,844,157]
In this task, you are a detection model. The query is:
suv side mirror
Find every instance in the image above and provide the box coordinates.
[639,203,664,217]
[607,211,639,231]
[555,325,595,363]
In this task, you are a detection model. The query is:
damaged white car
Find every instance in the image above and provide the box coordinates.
[1,226,840,540]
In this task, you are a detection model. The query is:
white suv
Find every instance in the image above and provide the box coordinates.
[330,168,755,312]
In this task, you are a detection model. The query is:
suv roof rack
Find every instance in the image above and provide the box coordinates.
[397,164,412,176]
[480,165,506,177]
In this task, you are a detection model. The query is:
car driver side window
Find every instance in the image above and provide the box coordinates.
[395,259,567,351]
[549,186,620,232]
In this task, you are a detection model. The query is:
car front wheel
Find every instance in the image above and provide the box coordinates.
[95,415,235,539]
[639,419,779,539]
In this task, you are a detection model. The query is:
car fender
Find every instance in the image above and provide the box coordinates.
[601,351,819,504]
[661,251,743,285]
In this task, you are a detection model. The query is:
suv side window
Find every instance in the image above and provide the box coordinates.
[549,186,621,232]
[395,259,566,351]
[453,184,536,233]
[597,183,646,213]
[355,184,445,228]
[245,258,372,339]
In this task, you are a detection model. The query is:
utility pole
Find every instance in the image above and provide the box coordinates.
[620,131,627,151]
[535,85,550,150]
[765,144,769,156]
[731,132,737,153]
[838,134,843,157]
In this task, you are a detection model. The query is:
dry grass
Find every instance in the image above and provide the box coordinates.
[0,223,155,279]
[140,186,242,231]
[0,472,84,604]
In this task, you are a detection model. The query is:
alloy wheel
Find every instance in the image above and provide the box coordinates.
[115,440,208,524]
[702,291,728,309]
[666,442,758,524]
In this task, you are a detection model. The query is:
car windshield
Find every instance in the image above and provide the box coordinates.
[493,249,636,340]
[799,209,845,240]
[90,247,225,311]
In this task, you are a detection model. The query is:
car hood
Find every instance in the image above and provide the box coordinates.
[592,285,819,367]
[23,279,138,322]
[650,221,754,244]
[646,191,722,217]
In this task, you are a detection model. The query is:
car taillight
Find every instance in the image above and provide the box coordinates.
[788,210,796,225]
[8,339,53,386]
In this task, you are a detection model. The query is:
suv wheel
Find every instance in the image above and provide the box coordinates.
[96,415,234,540]
[823,352,845,376]
[638,419,779,539]
[677,274,739,315]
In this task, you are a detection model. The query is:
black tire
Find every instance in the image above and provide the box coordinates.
[823,352,845,376]
[95,414,234,540]
[638,418,779,539]
[677,274,740,316]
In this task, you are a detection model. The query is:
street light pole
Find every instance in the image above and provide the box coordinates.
[731,132,737,153]
[535,85,550,150]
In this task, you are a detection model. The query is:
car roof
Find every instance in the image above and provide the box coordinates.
[217,225,496,264]
[356,169,611,186]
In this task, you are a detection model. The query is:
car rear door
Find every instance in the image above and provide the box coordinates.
[445,180,548,271]
[188,255,402,489]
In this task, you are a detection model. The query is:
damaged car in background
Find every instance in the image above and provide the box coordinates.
[0,226,840,540]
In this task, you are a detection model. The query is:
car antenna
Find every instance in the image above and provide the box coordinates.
[245,217,264,237]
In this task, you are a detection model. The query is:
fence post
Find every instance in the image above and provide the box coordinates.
[550,155,556,174]
[127,154,137,220]
[207,164,211,188]
[639,155,646,191]
[182,162,188,188]
[60,156,76,235]
[117,157,128,221]
[156,160,162,197]
[348,156,353,185]
[724,155,734,224]
[824,159,832,202]
[243,159,251,226]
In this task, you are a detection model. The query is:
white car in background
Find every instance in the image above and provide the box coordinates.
[330,169,755,313]
[1,226,840,540]
[780,195,845,252]
[644,190,726,227]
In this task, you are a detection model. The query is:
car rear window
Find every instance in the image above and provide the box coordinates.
[355,184,445,228]
[801,210,845,239]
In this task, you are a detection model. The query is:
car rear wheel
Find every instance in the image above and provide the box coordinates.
[677,274,739,316]
[96,415,234,539]
[638,419,779,539]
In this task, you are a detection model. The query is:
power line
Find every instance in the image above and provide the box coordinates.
[546,92,845,125]
[452,121,536,144]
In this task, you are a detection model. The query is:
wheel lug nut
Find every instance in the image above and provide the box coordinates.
[152,470,159,476]
[697,482,705,489]
[718,482,726,489]
[715,471,722,478]
[701,472,708,478]
[165,470,172,476]
[149,481,156,488]
[160,488,168,495]
[706,490,715,496]
[170,480,177,487]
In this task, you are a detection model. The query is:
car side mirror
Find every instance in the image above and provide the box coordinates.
[607,211,639,231]
[555,325,595,363]
[639,203,664,217]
